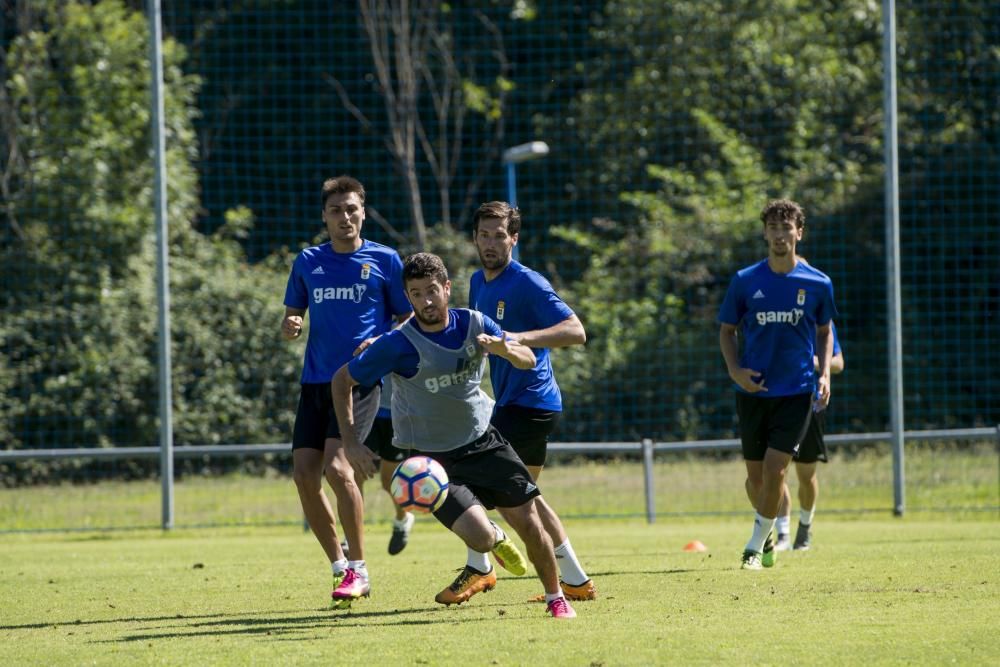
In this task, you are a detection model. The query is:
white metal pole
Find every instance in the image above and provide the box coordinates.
[642,439,655,524]
[148,0,174,529]
[882,0,905,516]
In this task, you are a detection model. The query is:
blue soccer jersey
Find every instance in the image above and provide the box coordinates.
[718,258,838,397]
[284,240,411,383]
[469,261,574,411]
[348,309,504,385]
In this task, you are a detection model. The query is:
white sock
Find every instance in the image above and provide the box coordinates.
[348,559,367,577]
[800,507,815,526]
[466,547,491,573]
[775,515,791,536]
[490,520,507,546]
[553,540,588,586]
[745,513,776,553]
[332,559,348,576]
[544,592,564,604]
[394,513,412,528]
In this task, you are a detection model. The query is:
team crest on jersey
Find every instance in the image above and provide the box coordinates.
[360,263,371,280]
[465,343,477,357]
[797,289,806,306]
[496,300,505,320]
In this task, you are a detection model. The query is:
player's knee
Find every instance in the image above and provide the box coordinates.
[379,465,395,493]
[292,464,322,494]
[324,459,354,489]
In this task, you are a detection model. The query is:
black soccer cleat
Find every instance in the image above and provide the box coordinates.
[793,522,812,550]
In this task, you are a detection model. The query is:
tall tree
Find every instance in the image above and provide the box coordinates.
[326,1,511,248]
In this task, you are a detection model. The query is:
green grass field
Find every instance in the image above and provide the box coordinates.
[2,518,998,665]
[1,443,997,664]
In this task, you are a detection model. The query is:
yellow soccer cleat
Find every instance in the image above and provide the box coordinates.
[491,537,528,576]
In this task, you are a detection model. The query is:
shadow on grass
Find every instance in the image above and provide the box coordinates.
[4,567,700,639]
[0,611,262,632]
[95,605,529,642]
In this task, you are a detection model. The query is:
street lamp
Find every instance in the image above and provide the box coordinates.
[502,141,549,261]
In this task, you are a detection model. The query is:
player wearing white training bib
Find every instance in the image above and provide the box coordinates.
[331,252,579,618]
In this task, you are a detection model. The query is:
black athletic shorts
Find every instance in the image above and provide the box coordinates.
[364,415,410,463]
[796,408,829,464]
[422,426,542,529]
[291,382,380,451]
[735,391,813,461]
[490,404,561,467]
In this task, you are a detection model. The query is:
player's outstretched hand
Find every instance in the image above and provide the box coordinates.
[345,440,377,480]
[730,367,767,393]
[476,333,504,354]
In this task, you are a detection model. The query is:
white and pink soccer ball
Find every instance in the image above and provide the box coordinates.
[390,456,449,513]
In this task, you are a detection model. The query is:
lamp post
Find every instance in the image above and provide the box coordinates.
[502,141,549,261]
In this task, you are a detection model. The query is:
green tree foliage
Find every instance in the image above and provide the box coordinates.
[0,1,299,474]
[548,0,999,437]
[551,1,887,439]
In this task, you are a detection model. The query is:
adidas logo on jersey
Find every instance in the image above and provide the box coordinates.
[311,266,325,274]
[752,289,765,299]
[756,308,805,326]
[312,284,367,304]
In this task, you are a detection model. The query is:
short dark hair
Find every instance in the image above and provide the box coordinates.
[473,201,521,235]
[322,175,366,208]
[760,199,805,228]
[403,252,449,286]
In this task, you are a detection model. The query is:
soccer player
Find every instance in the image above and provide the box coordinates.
[461,200,596,603]
[774,322,844,551]
[364,376,416,555]
[281,175,412,606]
[718,199,838,571]
[331,252,578,618]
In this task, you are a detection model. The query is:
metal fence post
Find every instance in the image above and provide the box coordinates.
[147,0,174,530]
[642,438,655,524]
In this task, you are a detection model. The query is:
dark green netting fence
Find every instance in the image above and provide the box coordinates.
[1,1,997,524]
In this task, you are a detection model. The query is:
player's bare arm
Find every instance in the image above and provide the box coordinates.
[814,351,844,374]
[477,333,537,369]
[719,323,767,393]
[509,314,586,349]
[331,364,378,479]
[282,306,305,340]
[814,323,833,407]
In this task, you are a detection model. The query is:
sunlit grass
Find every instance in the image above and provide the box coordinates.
[1,519,998,665]
[1,441,995,532]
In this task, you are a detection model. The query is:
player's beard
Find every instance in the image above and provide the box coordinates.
[414,305,444,327]
[477,247,510,271]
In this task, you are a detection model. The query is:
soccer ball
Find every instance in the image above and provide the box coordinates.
[390,456,449,513]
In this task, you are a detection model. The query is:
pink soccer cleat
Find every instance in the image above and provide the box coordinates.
[331,568,370,608]
[546,596,577,619]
